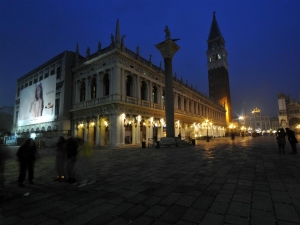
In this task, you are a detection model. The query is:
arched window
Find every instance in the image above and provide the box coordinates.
[91,78,97,99]
[184,99,187,111]
[126,75,133,97]
[162,90,165,106]
[141,81,147,101]
[103,74,110,96]
[80,81,86,102]
[152,86,157,103]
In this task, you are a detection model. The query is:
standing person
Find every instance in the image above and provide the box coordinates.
[54,136,66,181]
[276,128,286,154]
[285,128,298,154]
[16,138,37,187]
[66,137,79,184]
[29,83,44,117]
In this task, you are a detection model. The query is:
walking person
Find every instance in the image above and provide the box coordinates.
[16,138,37,187]
[276,128,286,154]
[66,137,79,184]
[76,141,96,187]
[285,128,298,154]
[54,136,67,181]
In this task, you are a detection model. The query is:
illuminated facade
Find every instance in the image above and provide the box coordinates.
[206,12,232,124]
[244,107,271,133]
[12,20,227,147]
[278,93,300,130]
[12,51,77,145]
[70,20,226,147]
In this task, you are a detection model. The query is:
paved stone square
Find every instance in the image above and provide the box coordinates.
[0,136,300,225]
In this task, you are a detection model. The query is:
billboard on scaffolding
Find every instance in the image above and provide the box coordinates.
[18,75,56,126]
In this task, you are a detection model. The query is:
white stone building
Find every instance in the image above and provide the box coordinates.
[13,20,227,147]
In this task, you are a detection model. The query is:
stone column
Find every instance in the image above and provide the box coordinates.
[155,28,180,141]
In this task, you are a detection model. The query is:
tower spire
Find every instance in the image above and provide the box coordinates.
[208,11,222,40]
[115,19,121,48]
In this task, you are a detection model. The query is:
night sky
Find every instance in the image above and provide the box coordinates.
[1,0,299,118]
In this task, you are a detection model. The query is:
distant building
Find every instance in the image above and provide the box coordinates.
[244,107,271,134]
[12,19,227,147]
[277,93,300,130]
[206,12,232,124]
[270,117,280,132]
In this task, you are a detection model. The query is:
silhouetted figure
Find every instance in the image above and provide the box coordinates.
[16,138,37,187]
[0,145,10,190]
[66,137,79,184]
[285,128,298,154]
[54,136,66,181]
[276,128,286,154]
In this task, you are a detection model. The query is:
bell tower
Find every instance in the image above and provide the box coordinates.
[206,12,232,123]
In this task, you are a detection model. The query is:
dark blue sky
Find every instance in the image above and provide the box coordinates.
[1,0,299,118]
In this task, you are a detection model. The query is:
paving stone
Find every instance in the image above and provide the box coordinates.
[121,204,149,220]
[250,209,276,225]
[144,205,168,218]
[175,194,197,207]
[181,208,205,223]
[159,205,187,224]
[159,192,182,206]
[274,203,300,223]
[200,212,224,225]
[208,201,229,214]
[131,215,155,225]
[191,195,215,210]
[227,202,251,218]
[224,214,250,225]
[252,195,273,212]
[232,194,251,204]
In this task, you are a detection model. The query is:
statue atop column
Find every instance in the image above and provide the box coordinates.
[164,26,171,40]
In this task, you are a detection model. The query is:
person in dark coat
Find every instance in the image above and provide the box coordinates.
[16,138,37,187]
[285,128,298,154]
[276,128,286,154]
[66,137,80,183]
[54,136,66,181]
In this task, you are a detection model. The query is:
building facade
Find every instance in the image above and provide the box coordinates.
[12,20,227,147]
[244,107,271,134]
[278,93,300,130]
[12,51,76,146]
[206,12,232,124]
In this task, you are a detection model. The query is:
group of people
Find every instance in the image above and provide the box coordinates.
[276,127,298,154]
[16,136,95,188]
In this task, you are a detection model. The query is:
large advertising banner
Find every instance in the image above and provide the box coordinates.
[18,75,56,126]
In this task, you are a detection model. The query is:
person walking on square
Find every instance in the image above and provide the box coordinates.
[285,128,298,154]
[54,136,67,181]
[76,140,96,187]
[16,138,37,187]
[66,137,79,184]
[276,128,286,154]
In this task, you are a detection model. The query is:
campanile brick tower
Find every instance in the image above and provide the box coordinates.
[206,12,232,123]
